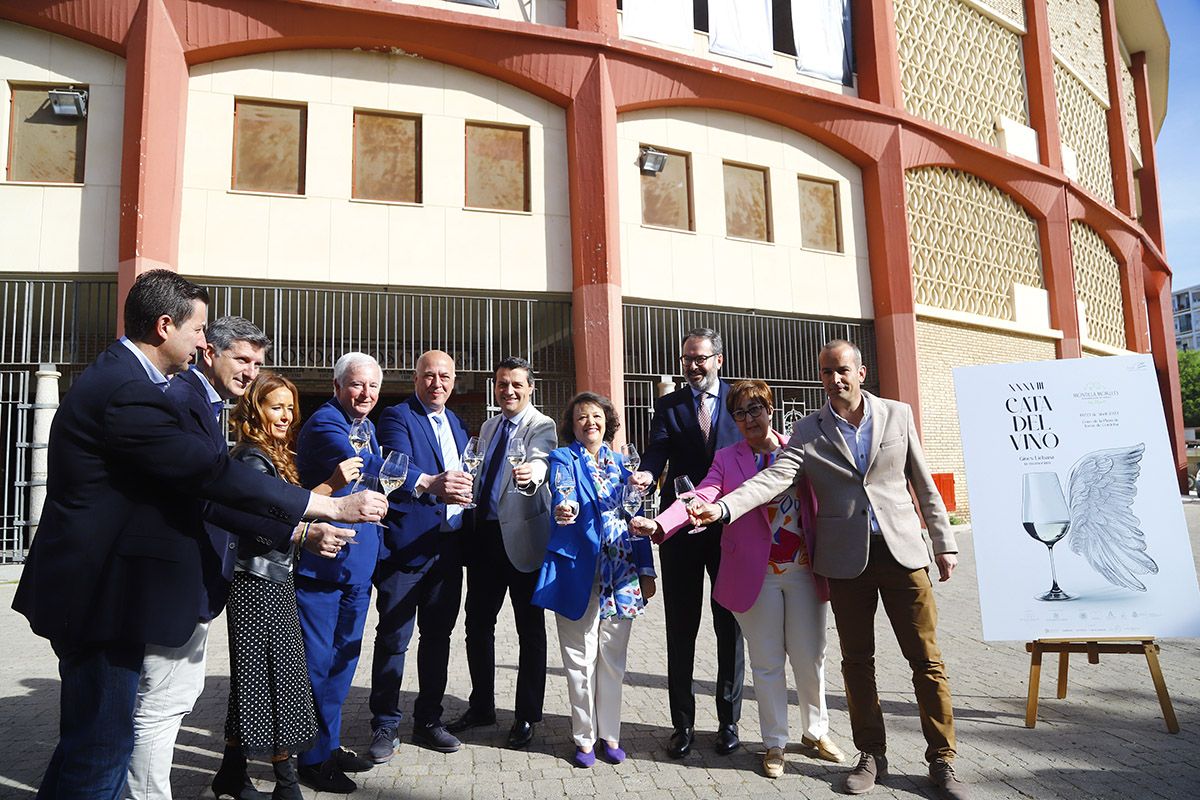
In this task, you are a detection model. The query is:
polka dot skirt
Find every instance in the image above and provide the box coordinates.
[224,571,317,757]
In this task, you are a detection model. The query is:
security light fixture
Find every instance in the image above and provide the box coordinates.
[48,88,88,118]
[639,147,668,175]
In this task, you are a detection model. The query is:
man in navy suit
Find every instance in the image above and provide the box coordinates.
[11,270,384,800]
[294,352,387,795]
[127,315,277,800]
[632,327,745,758]
[370,350,474,760]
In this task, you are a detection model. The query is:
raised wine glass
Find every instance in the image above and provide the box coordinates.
[348,418,371,455]
[350,472,385,530]
[674,475,707,534]
[378,451,409,498]
[554,470,578,524]
[461,436,485,510]
[620,443,641,473]
[505,437,527,495]
[622,484,646,519]
[1021,471,1074,601]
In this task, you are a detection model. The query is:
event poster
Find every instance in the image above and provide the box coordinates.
[953,354,1200,641]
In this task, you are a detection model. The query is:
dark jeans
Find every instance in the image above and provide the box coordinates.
[39,640,145,799]
[370,550,462,730]
[462,519,546,722]
[659,522,744,730]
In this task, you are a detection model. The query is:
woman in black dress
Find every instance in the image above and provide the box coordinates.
[212,373,359,800]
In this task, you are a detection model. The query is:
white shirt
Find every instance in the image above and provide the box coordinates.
[422,402,463,532]
[831,400,880,533]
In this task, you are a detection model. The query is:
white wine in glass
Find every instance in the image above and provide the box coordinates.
[554,471,578,523]
[674,475,707,534]
[348,418,371,455]
[620,443,641,473]
[461,436,485,510]
[378,451,409,497]
[351,473,386,530]
[1021,471,1074,601]
[622,485,645,518]
[505,437,527,494]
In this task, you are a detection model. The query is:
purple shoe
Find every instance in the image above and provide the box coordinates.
[573,747,596,768]
[599,741,626,764]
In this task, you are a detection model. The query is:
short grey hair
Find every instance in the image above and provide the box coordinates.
[206,316,270,354]
[334,352,382,386]
[682,327,723,356]
[820,339,863,367]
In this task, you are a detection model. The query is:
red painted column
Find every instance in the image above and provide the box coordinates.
[1022,0,1062,171]
[567,0,617,36]
[1131,52,1165,252]
[1121,240,1150,352]
[862,126,921,414]
[567,53,625,415]
[1042,189,1082,357]
[117,0,189,333]
[1145,269,1187,490]
[1098,0,1135,216]
[852,0,904,108]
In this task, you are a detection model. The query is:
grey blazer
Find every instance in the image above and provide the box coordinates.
[478,406,557,573]
[722,392,955,580]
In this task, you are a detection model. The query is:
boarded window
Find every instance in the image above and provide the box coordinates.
[7,84,87,183]
[798,176,842,252]
[232,99,306,194]
[353,110,421,203]
[723,162,771,242]
[465,122,529,211]
[640,146,693,231]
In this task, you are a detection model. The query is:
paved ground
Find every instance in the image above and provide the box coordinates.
[2,505,1199,800]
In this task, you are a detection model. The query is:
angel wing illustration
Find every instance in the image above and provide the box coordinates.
[1066,443,1159,592]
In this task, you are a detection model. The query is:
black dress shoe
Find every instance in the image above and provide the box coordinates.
[334,745,374,773]
[297,758,357,794]
[411,723,461,753]
[715,723,740,755]
[507,720,535,749]
[667,727,694,759]
[447,707,497,734]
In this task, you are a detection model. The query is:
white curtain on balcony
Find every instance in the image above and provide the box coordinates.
[708,0,775,67]
[622,0,696,51]
[793,0,854,85]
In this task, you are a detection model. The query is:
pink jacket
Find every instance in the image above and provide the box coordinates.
[656,436,830,613]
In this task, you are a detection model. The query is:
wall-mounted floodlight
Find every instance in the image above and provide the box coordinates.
[639,147,668,175]
[48,88,88,118]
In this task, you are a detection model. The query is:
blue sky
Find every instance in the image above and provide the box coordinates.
[1156,0,1200,289]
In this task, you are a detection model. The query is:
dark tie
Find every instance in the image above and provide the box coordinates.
[696,393,712,442]
[479,419,514,515]
[211,400,224,420]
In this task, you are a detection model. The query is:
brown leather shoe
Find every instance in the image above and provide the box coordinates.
[930,757,970,800]
[844,751,887,795]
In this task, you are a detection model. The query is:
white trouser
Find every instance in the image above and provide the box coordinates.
[554,584,633,749]
[124,620,210,800]
[732,566,829,749]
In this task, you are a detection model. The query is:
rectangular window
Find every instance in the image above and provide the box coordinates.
[7,84,88,183]
[640,145,693,231]
[232,99,306,195]
[797,176,842,252]
[723,161,771,242]
[464,122,529,212]
[353,110,421,203]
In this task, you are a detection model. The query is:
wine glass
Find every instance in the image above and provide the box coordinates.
[378,451,409,497]
[622,485,646,519]
[350,472,386,530]
[674,475,707,534]
[461,436,485,510]
[620,442,641,473]
[554,470,578,525]
[505,436,527,494]
[1021,471,1074,601]
[348,418,371,455]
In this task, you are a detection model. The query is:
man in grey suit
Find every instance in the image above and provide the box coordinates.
[692,340,968,800]
[448,357,556,749]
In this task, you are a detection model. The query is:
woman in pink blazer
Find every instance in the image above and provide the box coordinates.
[632,380,844,779]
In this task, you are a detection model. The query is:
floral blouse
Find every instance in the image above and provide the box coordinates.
[581,445,650,620]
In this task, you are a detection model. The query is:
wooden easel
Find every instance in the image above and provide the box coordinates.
[1024,637,1179,733]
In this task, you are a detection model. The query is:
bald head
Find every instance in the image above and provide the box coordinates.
[415,350,456,412]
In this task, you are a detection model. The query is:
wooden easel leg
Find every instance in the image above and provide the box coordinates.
[1143,644,1180,734]
[1056,651,1069,699]
[1026,643,1043,728]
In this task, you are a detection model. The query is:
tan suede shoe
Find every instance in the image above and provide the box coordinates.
[801,734,846,763]
[762,746,785,779]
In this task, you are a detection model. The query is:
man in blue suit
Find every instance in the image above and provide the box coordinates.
[370,350,474,761]
[12,270,384,800]
[632,327,745,758]
[295,352,386,795]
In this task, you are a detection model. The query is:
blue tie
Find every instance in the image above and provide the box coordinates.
[432,414,463,530]
[211,400,224,420]
[480,419,513,516]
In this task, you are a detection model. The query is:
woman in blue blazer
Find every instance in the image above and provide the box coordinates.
[532,392,655,768]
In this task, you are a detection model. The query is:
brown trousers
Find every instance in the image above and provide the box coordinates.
[827,542,956,763]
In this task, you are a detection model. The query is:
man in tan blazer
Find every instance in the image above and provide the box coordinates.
[449,357,556,749]
[693,340,968,800]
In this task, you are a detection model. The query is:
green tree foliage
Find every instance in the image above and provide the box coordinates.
[1178,350,1200,429]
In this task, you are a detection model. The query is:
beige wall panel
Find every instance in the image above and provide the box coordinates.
[916,317,1058,517]
[0,20,124,274]
[618,107,869,318]
[181,50,569,292]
